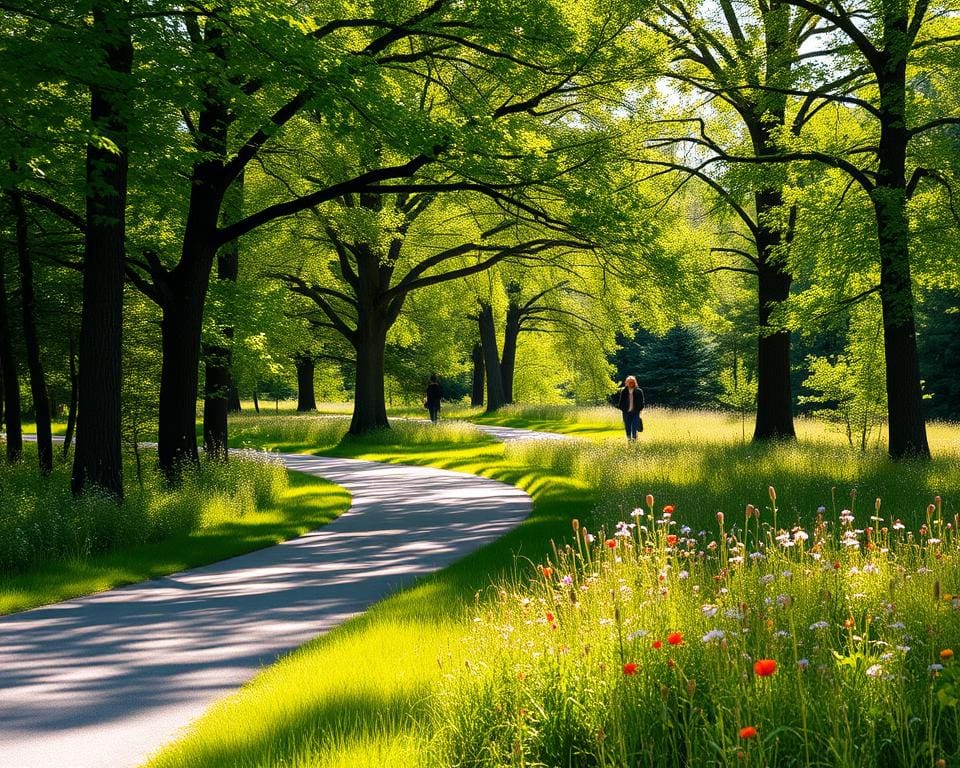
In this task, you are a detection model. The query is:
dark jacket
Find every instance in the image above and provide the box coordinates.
[617,386,644,415]
[426,382,443,406]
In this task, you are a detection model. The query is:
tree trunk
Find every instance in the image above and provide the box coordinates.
[295,354,318,411]
[752,228,795,441]
[871,48,929,459]
[10,186,53,471]
[471,342,484,406]
[478,303,506,412]
[202,339,231,460]
[0,247,22,463]
[63,338,78,457]
[349,317,389,434]
[253,386,259,413]
[71,0,131,499]
[202,170,242,460]
[228,384,241,413]
[158,288,206,478]
[500,300,521,405]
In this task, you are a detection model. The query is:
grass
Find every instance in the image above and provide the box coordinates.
[0,447,351,615]
[145,419,594,768]
[145,407,960,768]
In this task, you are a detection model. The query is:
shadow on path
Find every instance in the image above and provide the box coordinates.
[0,455,530,768]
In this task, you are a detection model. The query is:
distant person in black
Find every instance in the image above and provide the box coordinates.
[617,375,644,441]
[425,374,443,423]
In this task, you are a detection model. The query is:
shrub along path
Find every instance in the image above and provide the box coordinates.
[0,451,534,768]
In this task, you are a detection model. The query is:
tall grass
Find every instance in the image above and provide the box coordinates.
[228,412,489,453]
[432,493,960,767]
[507,410,959,532]
[0,445,287,574]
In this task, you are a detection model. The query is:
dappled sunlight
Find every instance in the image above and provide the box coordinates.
[0,454,530,768]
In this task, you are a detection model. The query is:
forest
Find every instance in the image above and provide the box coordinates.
[1,0,958,490]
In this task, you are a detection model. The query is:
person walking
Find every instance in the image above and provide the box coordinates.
[617,375,644,441]
[425,374,443,423]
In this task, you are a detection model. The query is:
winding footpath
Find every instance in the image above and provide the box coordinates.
[0,425,563,768]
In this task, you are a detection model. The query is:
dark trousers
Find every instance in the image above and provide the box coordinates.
[623,411,640,440]
[428,406,440,423]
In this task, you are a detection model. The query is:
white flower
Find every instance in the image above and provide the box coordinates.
[678,570,689,580]
[809,621,830,630]
[929,663,945,673]
[892,521,905,531]
[794,530,809,542]
[866,664,884,678]
[887,622,906,629]
[702,629,726,644]
[630,507,645,517]
[863,563,880,574]
[702,604,719,618]
[627,629,648,640]
[759,574,776,585]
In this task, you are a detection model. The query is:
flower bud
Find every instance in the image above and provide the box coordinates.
[875,497,882,512]
[769,486,777,503]
[717,511,725,525]
[646,494,654,511]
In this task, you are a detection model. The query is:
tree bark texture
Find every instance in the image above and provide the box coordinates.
[10,187,53,471]
[500,300,521,405]
[471,342,484,406]
[478,303,506,412]
[349,318,389,434]
[871,28,929,459]
[71,0,131,499]
[295,354,318,412]
[0,246,22,463]
[202,170,242,460]
[158,280,208,478]
[752,198,796,441]
[63,338,78,457]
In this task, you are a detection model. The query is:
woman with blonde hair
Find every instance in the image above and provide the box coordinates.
[616,375,645,441]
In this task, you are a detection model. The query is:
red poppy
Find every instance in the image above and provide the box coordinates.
[753,659,777,677]
[623,662,638,676]
[739,726,758,739]
[541,566,553,578]
[545,612,555,623]
[663,505,675,515]
[666,534,678,546]
[667,632,683,646]
[606,539,617,549]
[652,640,663,650]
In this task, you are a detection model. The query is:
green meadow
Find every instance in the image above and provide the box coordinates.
[143,407,960,767]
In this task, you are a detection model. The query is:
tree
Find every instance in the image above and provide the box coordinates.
[676,0,960,457]
[642,0,833,441]
[72,0,132,497]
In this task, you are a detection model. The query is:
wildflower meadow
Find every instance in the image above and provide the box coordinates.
[434,489,960,767]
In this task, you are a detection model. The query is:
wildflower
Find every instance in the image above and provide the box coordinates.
[941,649,954,661]
[561,575,573,586]
[702,604,719,618]
[623,662,638,676]
[627,629,648,641]
[844,617,855,629]
[663,505,675,516]
[817,505,826,514]
[809,620,830,631]
[545,611,555,623]
[667,632,683,646]
[863,563,880,574]
[929,663,945,673]
[667,534,678,547]
[759,574,775,585]
[797,658,810,670]
[652,640,663,650]
[541,566,553,578]
[702,629,726,643]
[605,539,617,549]
[892,520,905,531]
[753,659,777,677]
[739,726,758,739]
[866,664,884,678]
[646,493,654,511]
[630,507,645,518]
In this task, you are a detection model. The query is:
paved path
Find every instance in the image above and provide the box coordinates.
[0,453,532,768]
